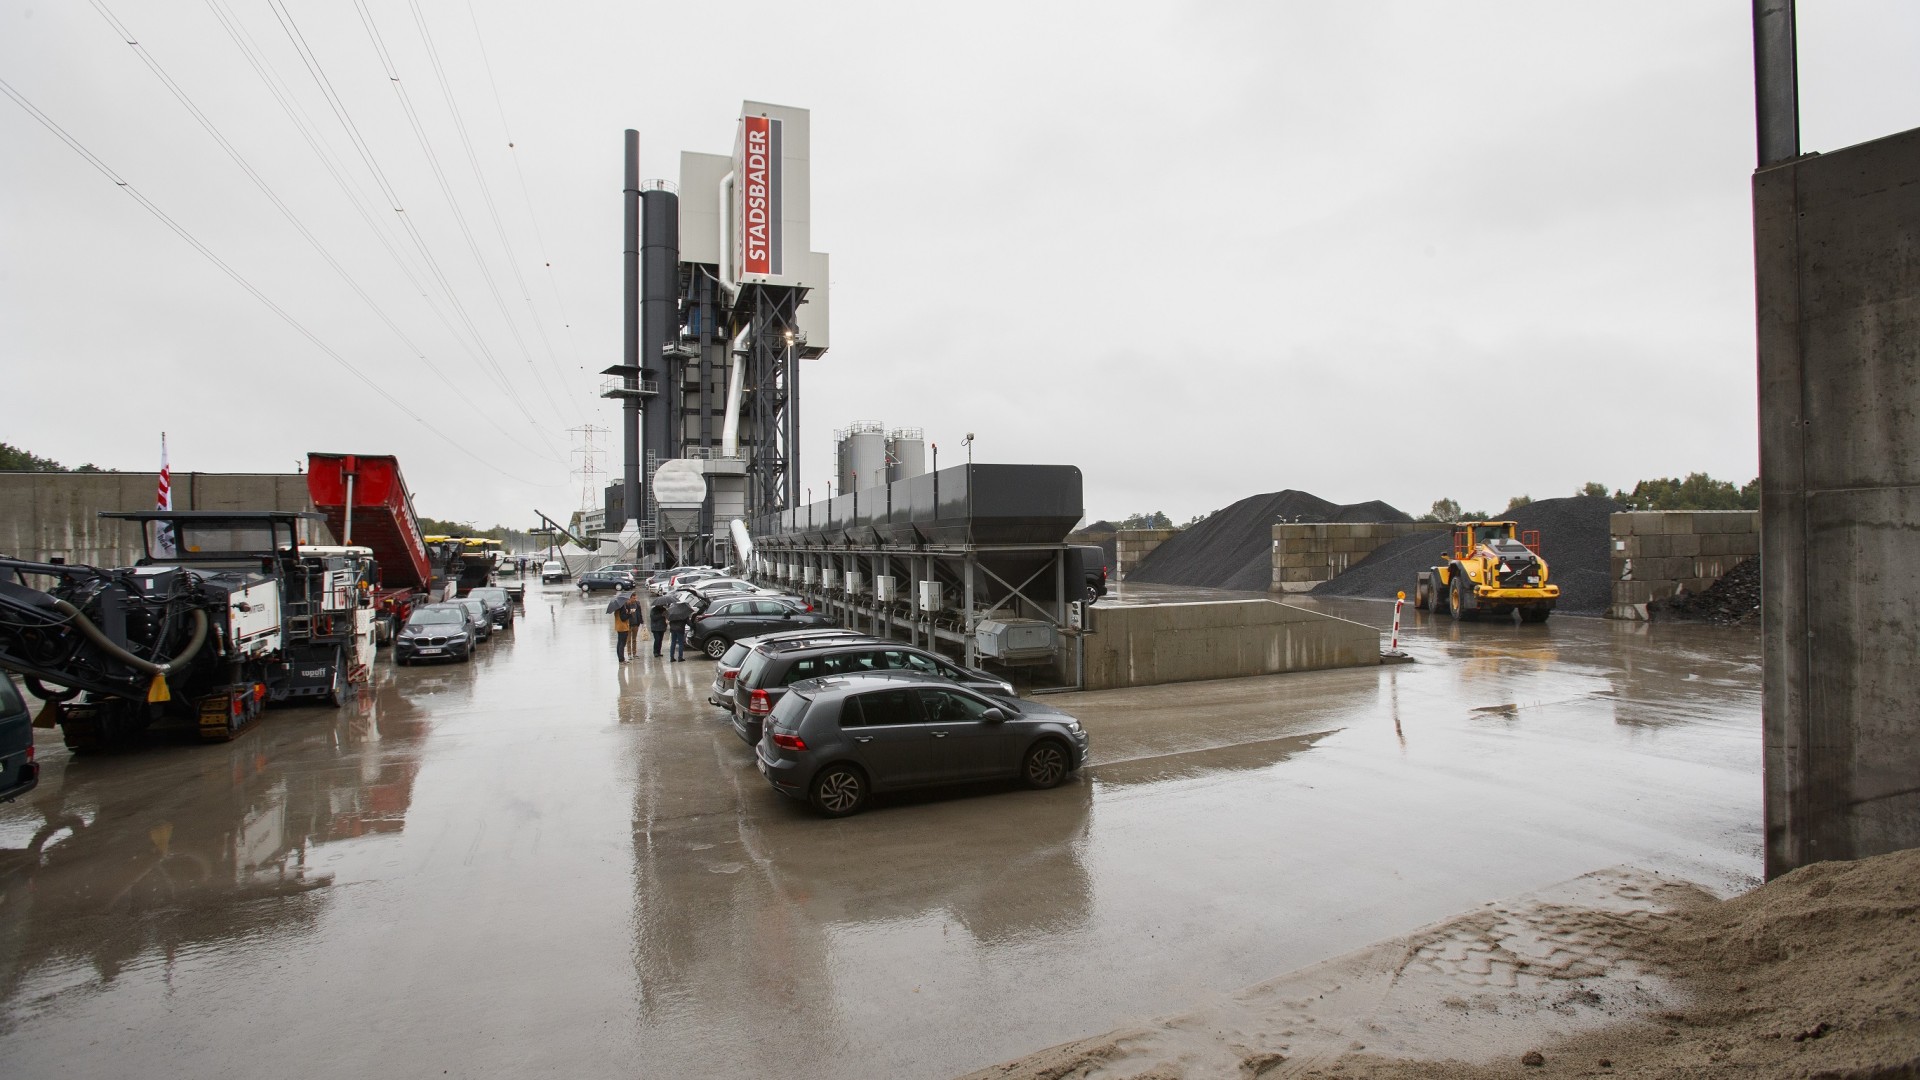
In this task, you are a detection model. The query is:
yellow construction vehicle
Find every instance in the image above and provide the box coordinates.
[1417,521,1558,623]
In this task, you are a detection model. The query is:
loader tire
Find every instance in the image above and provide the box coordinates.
[1450,574,1478,621]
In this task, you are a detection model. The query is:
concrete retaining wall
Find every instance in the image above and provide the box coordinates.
[1114,528,1179,582]
[1079,599,1379,691]
[1755,124,1920,877]
[1270,522,1444,592]
[1607,511,1759,620]
[0,472,317,567]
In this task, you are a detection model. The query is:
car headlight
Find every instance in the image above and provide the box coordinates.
[1067,720,1082,732]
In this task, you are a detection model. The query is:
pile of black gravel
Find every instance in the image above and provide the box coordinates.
[1650,555,1761,625]
[1310,495,1623,614]
[1127,490,1411,591]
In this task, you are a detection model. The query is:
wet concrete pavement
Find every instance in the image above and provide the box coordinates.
[0,585,1761,1078]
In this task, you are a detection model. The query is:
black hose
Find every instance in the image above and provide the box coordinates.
[48,601,209,676]
[22,676,79,703]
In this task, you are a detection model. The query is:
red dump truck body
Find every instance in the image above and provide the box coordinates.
[307,454,448,639]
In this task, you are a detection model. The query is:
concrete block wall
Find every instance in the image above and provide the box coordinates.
[1079,599,1379,691]
[0,472,318,568]
[1755,125,1920,877]
[1270,522,1444,592]
[1607,511,1759,620]
[1114,528,1179,581]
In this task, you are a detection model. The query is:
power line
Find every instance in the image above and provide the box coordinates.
[0,75,548,487]
[92,0,561,465]
[265,0,564,458]
[204,0,557,463]
[466,0,592,382]
[352,0,569,432]
[410,0,580,425]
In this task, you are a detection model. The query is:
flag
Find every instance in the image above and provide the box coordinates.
[154,433,176,558]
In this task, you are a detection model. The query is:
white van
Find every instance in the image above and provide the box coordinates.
[541,560,569,584]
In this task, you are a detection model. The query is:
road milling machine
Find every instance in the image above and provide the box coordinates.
[1417,520,1559,623]
[0,510,376,752]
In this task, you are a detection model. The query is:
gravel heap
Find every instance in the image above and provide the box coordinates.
[1127,491,1411,592]
[1311,495,1623,614]
[1650,555,1761,625]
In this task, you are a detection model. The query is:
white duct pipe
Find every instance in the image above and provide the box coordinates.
[717,170,737,302]
[720,324,749,457]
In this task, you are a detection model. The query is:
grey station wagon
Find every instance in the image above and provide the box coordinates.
[732,639,1015,746]
[755,670,1089,817]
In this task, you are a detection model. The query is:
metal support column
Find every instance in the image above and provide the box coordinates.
[963,553,977,668]
[1753,0,1799,167]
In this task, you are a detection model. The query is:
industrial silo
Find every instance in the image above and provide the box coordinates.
[836,421,887,493]
[886,427,926,482]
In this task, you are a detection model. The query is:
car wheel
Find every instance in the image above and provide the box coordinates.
[703,635,730,660]
[1084,584,1099,604]
[809,764,867,817]
[1022,740,1071,789]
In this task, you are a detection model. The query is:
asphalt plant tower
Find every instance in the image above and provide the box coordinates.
[608,103,830,566]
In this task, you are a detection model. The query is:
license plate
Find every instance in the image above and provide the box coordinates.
[416,647,442,655]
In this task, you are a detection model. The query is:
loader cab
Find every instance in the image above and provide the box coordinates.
[1453,521,1540,560]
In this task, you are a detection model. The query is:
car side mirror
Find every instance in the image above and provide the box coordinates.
[981,707,1007,723]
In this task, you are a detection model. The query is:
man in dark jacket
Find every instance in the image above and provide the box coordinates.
[648,596,669,658]
[666,598,693,662]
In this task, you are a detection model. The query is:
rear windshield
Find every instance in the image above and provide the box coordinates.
[739,651,774,689]
[768,691,811,728]
[720,643,751,667]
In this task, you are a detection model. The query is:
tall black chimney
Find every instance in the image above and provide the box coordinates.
[621,130,641,535]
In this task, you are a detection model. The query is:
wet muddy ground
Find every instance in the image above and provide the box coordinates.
[0,585,1761,1078]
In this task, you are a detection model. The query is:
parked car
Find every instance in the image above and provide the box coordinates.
[468,586,515,630]
[732,639,1014,746]
[685,577,775,601]
[457,597,494,642]
[541,560,570,584]
[690,595,834,660]
[393,604,476,665]
[754,670,1089,817]
[0,676,40,803]
[709,629,873,712]
[653,568,724,595]
[578,569,636,594]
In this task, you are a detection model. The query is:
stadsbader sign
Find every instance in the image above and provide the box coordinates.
[739,115,781,277]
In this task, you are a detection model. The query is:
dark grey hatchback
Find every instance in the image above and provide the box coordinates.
[755,671,1089,817]
[732,639,1015,747]
[1,676,40,802]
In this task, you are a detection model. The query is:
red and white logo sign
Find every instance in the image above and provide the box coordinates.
[739,115,779,276]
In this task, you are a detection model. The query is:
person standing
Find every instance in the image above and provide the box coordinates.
[621,593,643,659]
[611,595,632,663]
[667,597,692,662]
[648,595,669,658]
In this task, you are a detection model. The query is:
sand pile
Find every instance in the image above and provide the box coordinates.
[961,847,1920,1079]
[1311,496,1622,614]
[1128,491,1411,592]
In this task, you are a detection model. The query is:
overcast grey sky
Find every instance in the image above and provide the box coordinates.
[4,2,1916,528]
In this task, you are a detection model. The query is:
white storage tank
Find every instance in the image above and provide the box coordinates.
[836,421,887,493]
[886,428,926,482]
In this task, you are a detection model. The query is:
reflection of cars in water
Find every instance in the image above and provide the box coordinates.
[755,670,1089,817]
[392,604,474,665]
[0,677,39,802]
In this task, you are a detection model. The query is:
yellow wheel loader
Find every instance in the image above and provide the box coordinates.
[1416,521,1558,623]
